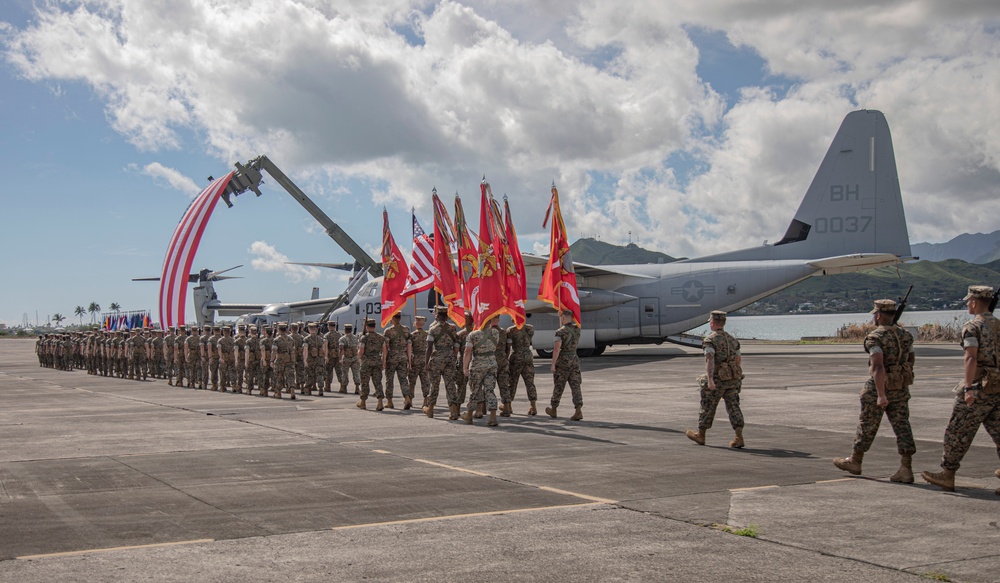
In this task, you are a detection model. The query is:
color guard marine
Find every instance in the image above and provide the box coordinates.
[922,285,1000,494]
[833,300,915,481]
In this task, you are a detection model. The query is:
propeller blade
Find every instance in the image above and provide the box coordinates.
[206,265,243,280]
[286,261,355,271]
[131,277,161,282]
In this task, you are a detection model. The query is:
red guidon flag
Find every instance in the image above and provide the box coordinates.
[158,172,234,329]
[401,211,434,298]
[431,191,464,324]
[539,183,581,326]
[380,208,409,327]
[454,194,478,324]
[475,179,506,329]
[503,196,527,328]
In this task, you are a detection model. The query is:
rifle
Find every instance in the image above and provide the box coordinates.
[892,285,913,325]
[990,286,1000,313]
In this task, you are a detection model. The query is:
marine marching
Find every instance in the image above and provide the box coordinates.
[34,181,1000,497]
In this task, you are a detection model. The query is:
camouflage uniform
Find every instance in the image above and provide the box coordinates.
[291,325,305,391]
[184,331,201,388]
[455,324,472,405]
[697,329,745,431]
[358,327,386,401]
[259,330,274,394]
[492,324,510,407]
[151,331,165,379]
[507,324,538,405]
[850,324,916,455]
[339,331,361,392]
[937,311,1000,471]
[550,322,583,410]
[271,327,296,399]
[233,327,247,392]
[173,329,186,385]
[244,328,261,395]
[207,328,221,390]
[35,336,44,367]
[218,329,235,392]
[128,331,146,380]
[303,325,325,395]
[383,321,411,402]
[164,330,176,383]
[199,327,211,389]
[427,318,460,408]
[466,327,500,413]
[407,324,430,401]
[323,327,343,392]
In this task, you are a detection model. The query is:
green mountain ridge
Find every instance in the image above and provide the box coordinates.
[569,238,1000,314]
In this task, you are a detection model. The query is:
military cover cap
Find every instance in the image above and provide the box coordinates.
[963,285,994,301]
[391,312,401,319]
[307,321,318,328]
[436,306,449,315]
[247,325,257,331]
[708,310,727,322]
[277,322,288,329]
[365,319,376,327]
[870,299,897,314]
[178,324,186,329]
[414,315,426,321]
[344,324,354,331]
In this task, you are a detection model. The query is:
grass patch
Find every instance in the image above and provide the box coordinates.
[921,572,951,582]
[714,523,760,538]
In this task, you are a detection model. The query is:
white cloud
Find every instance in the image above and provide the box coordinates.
[4,0,999,255]
[139,162,201,198]
[248,240,321,283]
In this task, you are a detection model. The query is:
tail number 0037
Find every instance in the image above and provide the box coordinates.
[814,216,872,233]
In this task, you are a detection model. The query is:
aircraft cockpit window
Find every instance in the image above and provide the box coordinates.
[644,304,655,313]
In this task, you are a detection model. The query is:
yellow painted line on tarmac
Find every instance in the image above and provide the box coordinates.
[814,477,855,484]
[372,449,392,454]
[412,458,492,477]
[412,458,617,504]
[536,486,617,504]
[730,484,779,492]
[16,538,215,560]
[331,502,602,531]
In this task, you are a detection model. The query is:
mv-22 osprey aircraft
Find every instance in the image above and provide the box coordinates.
[190,109,912,357]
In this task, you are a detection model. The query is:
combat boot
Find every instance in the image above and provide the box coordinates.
[570,407,583,421]
[889,453,914,483]
[833,450,864,475]
[499,403,511,417]
[424,403,435,418]
[356,399,366,410]
[339,385,347,394]
[448,404,459,420]
[212,382,218,391]
[686,428,706,446]
[921,468,955,491]
[730,428,745,449]
[386,398,395,409]
[317,388,324,396]
[487,410,499,427]
[462,406,475,425]
[527,400,537,416]
[376,398,385,411]
[475,403,485,419]
[272,390,282,399]
[545,406,557,418]
[403,396,412,410]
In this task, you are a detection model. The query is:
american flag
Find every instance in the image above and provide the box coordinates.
[401,213,435,297]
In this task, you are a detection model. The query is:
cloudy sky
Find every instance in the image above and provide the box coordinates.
[1,0,998,327]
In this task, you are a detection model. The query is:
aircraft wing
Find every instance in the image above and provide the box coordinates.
[806,253,904,275]
[284,297,345,316]
[520,254,656,279]
[210,303,267,317]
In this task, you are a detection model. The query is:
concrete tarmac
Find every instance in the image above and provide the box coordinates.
[1,339,998,582]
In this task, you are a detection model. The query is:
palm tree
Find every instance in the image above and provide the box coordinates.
[74,306,86,326]
[109,302,121,313]
[52,313,66,327]
[88,302,101,324]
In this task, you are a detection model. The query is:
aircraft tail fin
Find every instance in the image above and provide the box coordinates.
[688,110,911,262]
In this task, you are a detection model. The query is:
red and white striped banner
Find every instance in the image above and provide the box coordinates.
[158,173,234,329]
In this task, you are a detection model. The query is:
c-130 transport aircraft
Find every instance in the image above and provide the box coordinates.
[188,109,912,357]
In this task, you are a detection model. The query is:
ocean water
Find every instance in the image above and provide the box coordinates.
[685,310,969,341]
